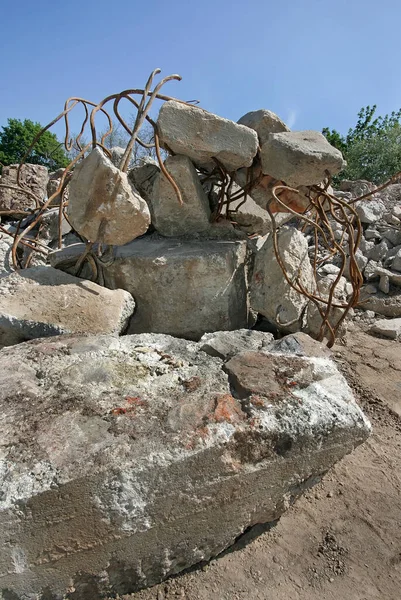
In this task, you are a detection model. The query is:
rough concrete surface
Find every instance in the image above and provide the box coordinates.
[126,328,401,600]
[250,227,315,332]
[150,155,211,236]
[260,131,345,187]
[0,331,370,598]
[0,234,13,278]
[67,147,150,245]
[157,101,258,172]
[237,108,290,143]
[49,236,249,340]
[0,266,135,346]
[0,163,49,216]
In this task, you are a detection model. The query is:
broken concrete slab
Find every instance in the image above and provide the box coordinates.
[150,155,211,236]
[370,317,401,340]
[0,163,48,216]
[237,109,290,144]
[260,131,345,187]
[250,227,315,332]
[67,147,150,245]
[49,236,249,340]
[0,266,135,346]
[0,331,370,598]
[199,329,273,360]
[157,101,258,172]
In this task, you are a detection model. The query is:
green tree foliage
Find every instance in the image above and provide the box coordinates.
[0,118,69,171]
[323,106,401,184]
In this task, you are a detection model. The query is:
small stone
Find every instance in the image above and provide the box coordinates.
[200,329,273,360]
[365,227,381,240]
[379,274,390,294]
[368,239,391,262]
[392,249,401,272]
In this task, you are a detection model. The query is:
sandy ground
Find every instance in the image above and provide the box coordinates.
[122,327,401,600]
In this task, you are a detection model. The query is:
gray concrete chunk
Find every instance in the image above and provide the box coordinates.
[67,147,150,245]
[260,130,346,186]
[0,332,370,598]
[370,317,401,340]
[0,266,135,346]
[200,329,273,360]
[150,155,211,236]
[238,109,290,144]
[250,227,315,332]
[49,236,249,340]
[157,101,258,172]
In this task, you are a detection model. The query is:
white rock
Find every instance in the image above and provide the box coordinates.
[370,318,401,340]
[67,147,150,245]
[368,239,391,262]
[355,199,386,224]
[199,329,273,360]
[157,101,258,172]
[259,131,345,187]
[392,248,401,272]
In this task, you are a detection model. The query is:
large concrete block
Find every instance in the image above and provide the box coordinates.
[250,227,315,332]
[50,236,249,340]
[260,130,345,187]
[67,147,150,245]
[0,266,135,346]
[157,101,258,172]
[0,332,370,598]
[0,163,48,216]
[150,155,211,236]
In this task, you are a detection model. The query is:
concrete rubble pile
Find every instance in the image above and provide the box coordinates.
[0,102,348,343]
[317,180,401,339]
[0,102,375,598]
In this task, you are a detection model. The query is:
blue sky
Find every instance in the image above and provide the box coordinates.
[1,0,401,142]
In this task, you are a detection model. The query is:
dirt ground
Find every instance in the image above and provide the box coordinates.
[122,327,401,600]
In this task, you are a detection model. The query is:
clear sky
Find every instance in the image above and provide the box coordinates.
[1,0,401,141]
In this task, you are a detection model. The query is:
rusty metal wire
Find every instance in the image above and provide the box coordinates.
[0,69,194,271]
